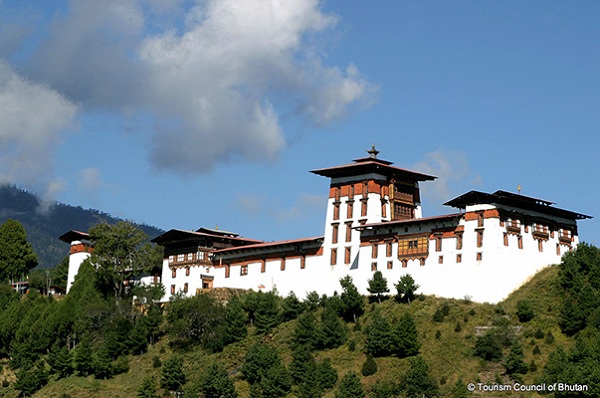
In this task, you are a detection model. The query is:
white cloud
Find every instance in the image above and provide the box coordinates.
[0,60,78,192]
[412,150,481,204]
[22,0,376,174]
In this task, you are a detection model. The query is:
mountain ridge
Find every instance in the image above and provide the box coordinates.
[0,184,164,269]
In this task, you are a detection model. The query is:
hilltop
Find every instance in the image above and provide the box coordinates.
[0,184,163,268]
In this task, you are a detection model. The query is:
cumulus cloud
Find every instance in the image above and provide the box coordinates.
[412,150,482,204]
[23,0,376,174]
[0,60,78,192]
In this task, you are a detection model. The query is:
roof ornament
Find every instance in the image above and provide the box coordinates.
[367,143,380,159]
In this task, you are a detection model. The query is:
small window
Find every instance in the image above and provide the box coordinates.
[371,262,377,271]
[261,260,266,273]
[438,256,443,264]
[457,254,462,263]
[241,265,248,276]
[387,261,393,269]
[185,267,190,276]
[347,201,354,219]
[345,247,351,264]
[333,203,340,220]
[330,249,337,266]
[332,224,339,244]
[503,233,509,246]
[386,241,392,257]
[402,259,408,268]
[361,199,368,217]
[172,268,177,278]
[346,223,352,242]
[281,259,286,271]
[183,283,188,293]
[435,236,442,252]
[518,236,523,249]
[225,265,230,278]
[170,284,175,294]
[300,256,306,269]
[371,242,378,259]
[477,252,483,261]
[420,257,425,266]
[477,230,484,248]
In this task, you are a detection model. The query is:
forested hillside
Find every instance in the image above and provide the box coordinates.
[0,184,163,268]
[1,242,599,397]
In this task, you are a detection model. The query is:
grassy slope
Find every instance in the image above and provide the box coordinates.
[27,264,574,398]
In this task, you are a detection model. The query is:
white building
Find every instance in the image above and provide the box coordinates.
[62,147,591,303]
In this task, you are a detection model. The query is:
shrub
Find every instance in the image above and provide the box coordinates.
[474,333,503,361]
[361,355,377,377]
[517,300,535,322]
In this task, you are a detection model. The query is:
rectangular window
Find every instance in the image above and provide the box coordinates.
[177,253,185,263]
[477,211,484,228]
[397,236,429,257]
[183,283,188,293]
[172,268,177,278]
[347,201,354,219]
[168,255,174,264]
[171,284,175,294]
[225,265,230,278]
[198,251,205,261]
[457,254,462,263]
[241,265,248,276]
[556,243,561,256]
[402,259,408,268]
[281,259,286,271]
[477,252,483,261]
[438,255,443,264]
[518,236,523,249]
[371,262,377,271]
[420,257,426,266]
[361,199,368,217]
[371,242,378,259]
[345,223,352,242]
[300,256,306,269]
[381,200,387,218]
[538,240,544,252]
[503,233,509,246]
[261,260,266,273]
[333,202,340,220]
[330,249,337,266]
[477,229,484,248]
[435,236,442,252]
[456,233,463,250]
[185,267,190,276]
[332,223,339,244]
[345,247,351,264]
[387,261,393,269]
[386,241,392,257]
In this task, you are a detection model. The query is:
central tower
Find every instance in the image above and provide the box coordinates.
[311,145,436,267]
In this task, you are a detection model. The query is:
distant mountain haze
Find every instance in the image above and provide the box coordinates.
[0,184,163,268]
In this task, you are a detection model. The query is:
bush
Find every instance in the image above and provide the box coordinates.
[432,303,450,322]
[474,333,503,361]
[361,355,377,376]
[517,300,535,322]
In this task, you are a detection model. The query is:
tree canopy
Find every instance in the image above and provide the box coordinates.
[0,219,37,283]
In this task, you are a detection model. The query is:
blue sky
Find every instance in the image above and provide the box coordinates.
[0,1,598,245]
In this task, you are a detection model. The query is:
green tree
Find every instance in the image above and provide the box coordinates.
[392,312,420,358]
[241,343,280,384]
[474,332,503,362]
[281,291,305,321]
[46,344,73,379]
[339,276,364,323]
[289,346,316,385]
[200,362,237,398]
[137,376,159,398]
[74,338,94,376]
[51,256,70,293]
[317,306,347,349]
[0,219,37,283]
[504,341,528,377]
[92,346,114,379]
[516,300,534,322]
[89,221,162,299]
[254,291,282,334]
[361,355,377,376]
[336,372,365,398]
[394,274,419,304]
[315,358,338,390]
[367,271,389,303]
[241,343,291,397]
[292,311,318,350]
[399,356,439,398]
[161,355,186,393]
[364,307,393,357]
[13,362,48,397]
[223,295,248,345]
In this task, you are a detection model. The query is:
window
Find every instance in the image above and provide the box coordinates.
[330,249,337,266]
[225,265,230,278]
[172,268,177,278]
[371,242,378,259]
[518,236,523,249]
[345,247,351,264]
[397,236,428,257]
[457,254,462,263]
[300,256,306,269]
[393,202,413,220]
[185,267,190,276]
[538,240,544,252]
[261,260,266,273]
[371,262,377,271]
[381,200,387,218]
[556,243,561,256]
[386,241,392,257]
[281,259,286,271]
[477,252,483,261]
[345,223,352,242]
[333,202,340,220]
[183,283,188,293]
[477,212,484,228]
[177,253,185,263]
[438,256,443,264]
[503,233,509,246]
[420,257,426,266]
[171,284,175,294]
[476,229,484,248]
[241,265,248,276]
[402,259,408,268]
[187,253,193,261]
[169,255,174,264]
[332,223,339,244]
[198,250,205,261]
[361,199,368,217]
[435,235,442,252]
[387,261,393,269]
[347,200,354,219]
[456,233,463,250]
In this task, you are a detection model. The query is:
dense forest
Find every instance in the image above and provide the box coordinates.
[0,184,163,269]
[1,218,600,397]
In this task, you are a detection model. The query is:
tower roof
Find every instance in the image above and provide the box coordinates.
[310,146,436,182]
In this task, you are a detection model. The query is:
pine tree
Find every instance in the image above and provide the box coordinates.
[317,306,347,349]
[315,358,338,391]
[399,356,439,398]
[292,311,318,350]
[200,362,237,398]
[289,346,316,385]
[395,274,419,304]
[254,291,282,334]
[504,342,528,376]
[13,362,48,397]
[0,219,37,283]
[335,372,365,398]
[392,312,420,358]
[367,271,389,303]
[46,344,73,379]
[241,343,279,384]
[74,338,94,376]
[364,307,393,357]
[223,295,248,345]
[339,276,365,323]
[137,376,159,398]
[361,355,377,376]
[161,355,186,393]
[281,291,305,321]
[92,346,114,379]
